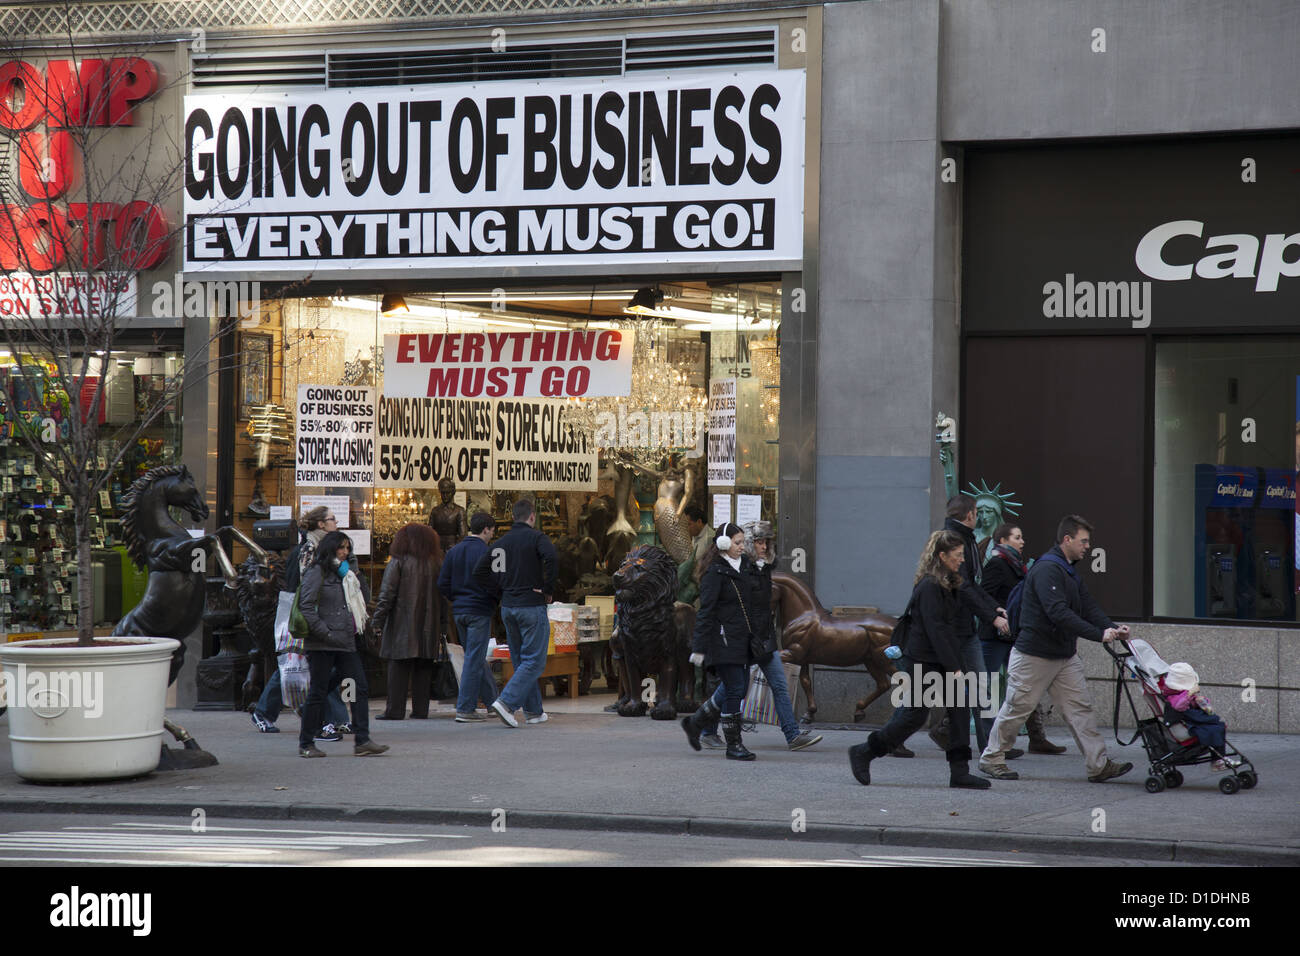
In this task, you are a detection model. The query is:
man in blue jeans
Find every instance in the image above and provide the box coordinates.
[473,497,558,728]
[439,511,501,721]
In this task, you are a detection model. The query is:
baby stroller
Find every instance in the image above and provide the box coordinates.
[1105,637,1257,795]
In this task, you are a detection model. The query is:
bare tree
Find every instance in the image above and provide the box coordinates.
[0,7,245,645]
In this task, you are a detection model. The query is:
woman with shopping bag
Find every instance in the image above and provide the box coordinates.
[297,531,389,758]
[680,523,765,761]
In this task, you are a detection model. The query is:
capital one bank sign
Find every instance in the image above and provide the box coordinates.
[0,58,169,318]
[182,70,806,275]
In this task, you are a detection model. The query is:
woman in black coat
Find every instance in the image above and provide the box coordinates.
[680,523,763,760]
[847,530,991,789]
[372,523,444,720]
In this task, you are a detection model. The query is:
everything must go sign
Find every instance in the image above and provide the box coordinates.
[182,70,805,273]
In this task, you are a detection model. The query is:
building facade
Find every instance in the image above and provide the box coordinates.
[3,0,1297,730]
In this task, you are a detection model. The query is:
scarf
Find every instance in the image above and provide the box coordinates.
[994,543,1025,577]
[723,553,743,572]
[300,528,327,574]
[342,569,368,634]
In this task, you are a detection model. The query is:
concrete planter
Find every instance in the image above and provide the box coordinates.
[0,637,178,782]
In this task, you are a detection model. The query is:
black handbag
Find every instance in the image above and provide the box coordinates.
[729,579,769,660]
[430,637,459,700]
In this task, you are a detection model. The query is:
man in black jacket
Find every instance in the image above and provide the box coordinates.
[473,497,558,728]
[927,495,1013,756]
[979,515,1133,783]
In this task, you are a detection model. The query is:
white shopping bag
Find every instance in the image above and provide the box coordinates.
[446,641,465,685]
[273,590,295,653]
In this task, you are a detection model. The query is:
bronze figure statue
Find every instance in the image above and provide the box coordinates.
[771,571,898,723]
[236,552,285,709]
[428,477,467,640]
[611,545,695,718]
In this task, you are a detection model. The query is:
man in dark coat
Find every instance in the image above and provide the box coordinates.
[474,498,558,728]
[439,511,500,721]
[928,494,1014,756]
[979,515,1133,783]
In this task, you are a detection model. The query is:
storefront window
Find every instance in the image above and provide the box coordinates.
[0,348,183,634]
[1153,338,1300,621]
[256,281,780,595]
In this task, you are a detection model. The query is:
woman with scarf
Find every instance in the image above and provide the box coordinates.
[372,523,444,720]
[680,522,764,761]
[980,523,1065,755]
[297,530,390,758]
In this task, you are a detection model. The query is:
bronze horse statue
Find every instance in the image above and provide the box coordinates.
[114,463,269,766]
[771,571,899,723]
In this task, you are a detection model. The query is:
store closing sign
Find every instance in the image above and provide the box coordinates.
[295,386,376,486]
[182,70,805,273]
[707,378,737,487]
[376,397,493,489]
[383,329,633,399]
[492,399,596,491]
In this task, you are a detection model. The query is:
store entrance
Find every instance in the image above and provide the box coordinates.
[232,278,781,710]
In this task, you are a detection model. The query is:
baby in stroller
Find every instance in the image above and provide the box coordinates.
[1157,662,1233,771]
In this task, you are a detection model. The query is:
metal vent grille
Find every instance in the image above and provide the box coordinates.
[328,40,623,88]
[624,29,777,72]
[192,52,327,89]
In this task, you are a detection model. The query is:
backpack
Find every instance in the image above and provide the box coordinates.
[1005,552,1077,639]
[884,586,920,660]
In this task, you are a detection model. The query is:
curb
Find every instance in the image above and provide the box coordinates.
[0,798,1295,864]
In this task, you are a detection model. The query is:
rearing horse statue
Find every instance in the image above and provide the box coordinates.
[771,571,899,723]
[114,464,267,765]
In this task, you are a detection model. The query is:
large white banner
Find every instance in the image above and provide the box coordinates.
[376,396,493,489]
[383,329,633,399]
[183,70,805,273]
[491,398,596,491]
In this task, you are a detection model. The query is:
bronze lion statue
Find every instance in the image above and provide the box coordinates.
[611,545,694,719]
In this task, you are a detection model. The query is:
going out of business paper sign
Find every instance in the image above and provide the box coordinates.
[295,386,376,487]
[707,378,737,486]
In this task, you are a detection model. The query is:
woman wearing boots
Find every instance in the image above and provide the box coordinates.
[848,530,991,789]
[980,523,1066,755]
[681,523,762,761]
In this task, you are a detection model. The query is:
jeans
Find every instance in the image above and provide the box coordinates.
[454,613,499,714]
[497,605,548,717]
[299,650,372,747]
[961,633,992,753]
[257,662,348,727]
[712,662,751,715]
[704,656,799,741]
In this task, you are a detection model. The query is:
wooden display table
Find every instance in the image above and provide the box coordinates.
[500,652,580,699]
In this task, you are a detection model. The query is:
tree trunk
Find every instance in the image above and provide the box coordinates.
[76,509,94,646]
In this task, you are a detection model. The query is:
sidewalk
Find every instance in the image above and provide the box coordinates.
[1,702,1297,865]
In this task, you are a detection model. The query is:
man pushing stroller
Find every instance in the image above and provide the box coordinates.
[978,514,1134,784]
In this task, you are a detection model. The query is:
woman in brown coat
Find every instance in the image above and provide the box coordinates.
[372,523,444,719]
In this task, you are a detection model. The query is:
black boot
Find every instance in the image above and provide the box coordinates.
[1027,709,1066,754]
[721,714,756,761]
[928,710,951,751]
[947,745,991,789]
[848,731,891,785]
[681,698,721,752]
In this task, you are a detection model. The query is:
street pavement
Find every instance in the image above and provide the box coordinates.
[0,700,1296,865]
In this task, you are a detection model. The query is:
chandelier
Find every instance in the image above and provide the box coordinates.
[362,489,426,550]
[566,317,707,466]
[749,337,781,429]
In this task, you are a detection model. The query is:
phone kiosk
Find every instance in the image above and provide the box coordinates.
[1194,465,1296,620]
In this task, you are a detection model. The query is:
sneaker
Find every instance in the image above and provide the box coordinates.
[354,740,390,756]
[1210,759,1228,772]
[787,732,823,751]
[299,744,326,758]
[979,760,1019,780]
[701,733,726,750]
[336,723,354,735]
[314,724,342,742]
[455,712,487,722]
[525,712,550,725]
[1087,759,1133,783]
[491,699,519,728]
[251,711,279,734]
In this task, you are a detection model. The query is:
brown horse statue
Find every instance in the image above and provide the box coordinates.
[771,571,898,723]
